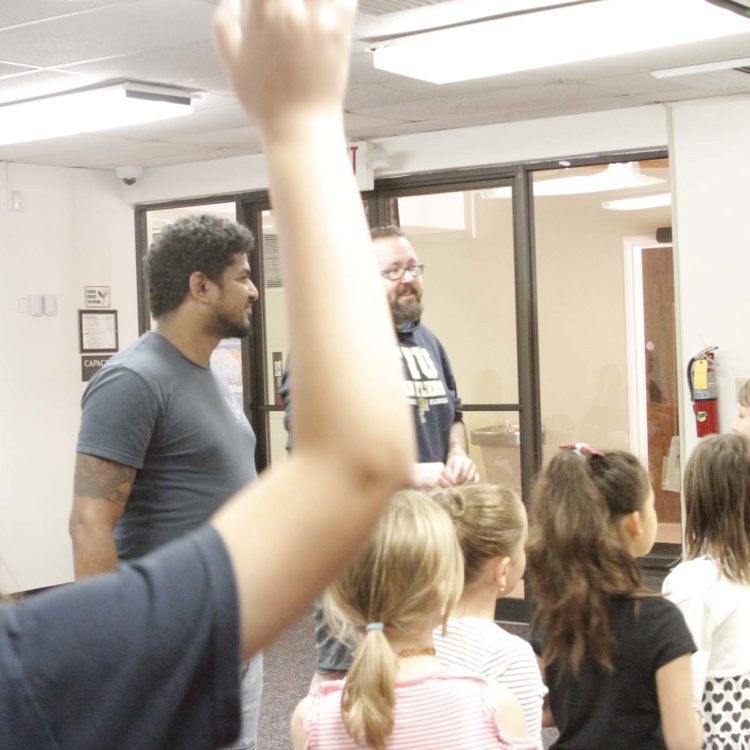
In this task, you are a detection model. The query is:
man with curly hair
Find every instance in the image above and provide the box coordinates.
[69,213,263,750]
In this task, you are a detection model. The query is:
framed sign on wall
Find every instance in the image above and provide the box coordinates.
[78,309,119,353]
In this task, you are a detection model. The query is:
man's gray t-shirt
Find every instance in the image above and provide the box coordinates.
[76,331,257,560]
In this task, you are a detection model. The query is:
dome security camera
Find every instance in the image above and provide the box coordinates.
[115,166,144,186]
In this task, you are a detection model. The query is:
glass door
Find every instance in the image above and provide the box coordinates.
[379,185,532,616]
[533,157,679,581]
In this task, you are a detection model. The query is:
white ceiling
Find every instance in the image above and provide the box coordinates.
[1,0,749,172]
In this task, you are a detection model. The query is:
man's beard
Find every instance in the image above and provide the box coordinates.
[211,309,251,339]
[390,295,423,326]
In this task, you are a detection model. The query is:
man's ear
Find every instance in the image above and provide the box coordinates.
[620,510,643,542]
[493,556,511,593]
[188,271,211,303]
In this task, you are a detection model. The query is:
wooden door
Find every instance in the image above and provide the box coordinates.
[641,246,680,523]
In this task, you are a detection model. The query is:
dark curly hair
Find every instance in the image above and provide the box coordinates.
[145,214,254,318]
[527,449,650,676]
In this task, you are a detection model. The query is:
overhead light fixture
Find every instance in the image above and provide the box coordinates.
[706,0,750,17]
[481,163,665,199]
[371,0,750,84]
[602,193,672,211]
[0,82,194,146]
[651,56,750,78]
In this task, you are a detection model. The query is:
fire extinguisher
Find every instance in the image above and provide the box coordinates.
[687,346,719,437]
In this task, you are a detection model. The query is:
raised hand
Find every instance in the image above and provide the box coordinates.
[213,0,356,137]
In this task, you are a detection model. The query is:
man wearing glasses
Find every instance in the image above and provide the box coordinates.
[371,225,477,489]
[281,224,477,684]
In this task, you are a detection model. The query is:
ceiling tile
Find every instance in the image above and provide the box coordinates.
[0,0,748,170]
[60,41,224,89]
[0,62,37,78]
[0,1,129,28]
[0,0,213,67]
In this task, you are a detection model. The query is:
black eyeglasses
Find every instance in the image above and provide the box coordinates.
[380,264,425,281]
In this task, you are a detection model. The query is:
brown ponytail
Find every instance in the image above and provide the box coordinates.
[527,450,649,675]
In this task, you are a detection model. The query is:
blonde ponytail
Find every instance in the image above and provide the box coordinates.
[341,628,398,748]
[324,490,463,747]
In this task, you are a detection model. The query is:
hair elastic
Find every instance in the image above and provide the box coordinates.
[559,442,605,458]
[366,622,384,632]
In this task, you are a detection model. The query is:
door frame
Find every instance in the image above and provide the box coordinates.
[623,235,683,565]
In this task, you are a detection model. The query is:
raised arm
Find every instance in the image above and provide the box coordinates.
[211,0,413,658]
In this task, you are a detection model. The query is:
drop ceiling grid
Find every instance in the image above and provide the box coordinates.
[58,41,227,91]
[0,0,129,29]
[0,0,213,68]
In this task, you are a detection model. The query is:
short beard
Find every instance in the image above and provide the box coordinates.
[211,311,251,340]
[391,298,423,326]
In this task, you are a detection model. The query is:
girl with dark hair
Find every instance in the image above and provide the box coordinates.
[431,484,546,741]
[527,445,703,750]
[663,432,750,747]
[291,491,540,750]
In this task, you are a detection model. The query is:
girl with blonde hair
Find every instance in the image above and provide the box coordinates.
[292,490,539,749]
[527,446,703,750]
[663,432,750,747]
[431,484,546,741]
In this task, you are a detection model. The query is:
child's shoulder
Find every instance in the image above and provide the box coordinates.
[663,556,728,596]
[443,617,533,653]
[612,594,688,635]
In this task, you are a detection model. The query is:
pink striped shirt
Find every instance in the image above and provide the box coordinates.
[303,670,541,749]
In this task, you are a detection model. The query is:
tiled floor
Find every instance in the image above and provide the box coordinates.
[256,609,559,749]
[257,610,317,750]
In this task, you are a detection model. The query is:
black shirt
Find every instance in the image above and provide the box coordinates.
[533,596,696,749]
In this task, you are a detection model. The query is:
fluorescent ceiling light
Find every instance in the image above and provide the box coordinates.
[651,56,750,77]
[481,163,665,199]
[0,82,193,146]
[602,193,672,211]
[372,0,750,84]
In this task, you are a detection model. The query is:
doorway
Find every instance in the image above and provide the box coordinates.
[625,237,681,546]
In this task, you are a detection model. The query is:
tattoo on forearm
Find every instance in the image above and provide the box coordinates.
[74,455,134,506]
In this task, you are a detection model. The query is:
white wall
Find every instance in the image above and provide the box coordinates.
[0,164,136,592]
[669,94,750,460]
